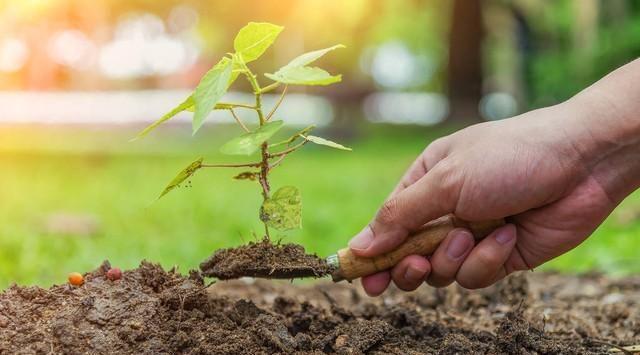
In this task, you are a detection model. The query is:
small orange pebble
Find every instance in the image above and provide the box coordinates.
[68,272,84,286]
[106,267,122,281]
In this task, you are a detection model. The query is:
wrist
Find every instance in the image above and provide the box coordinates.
[567,59,640,151]
[561,62,640,199]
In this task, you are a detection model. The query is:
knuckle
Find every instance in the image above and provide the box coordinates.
[426,276,453,288]
[363,283,387,297]
[475,248,502,269]
[504,257,525,275]
[395,280,419,292]
[427,137,449,153]
[377,198,400,226]
[427,261,456,288]
[457,276,488,290]
[432,160,462,197]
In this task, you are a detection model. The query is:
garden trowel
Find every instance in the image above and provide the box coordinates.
[202,214,504,282]
[327,215,505,281]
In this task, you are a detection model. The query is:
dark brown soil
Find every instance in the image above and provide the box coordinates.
[0,261,638,354]
[200,239,335,279]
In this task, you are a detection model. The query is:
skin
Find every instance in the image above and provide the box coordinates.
[349,59,640,296]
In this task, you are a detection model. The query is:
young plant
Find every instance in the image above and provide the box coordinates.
[134,22,350,239]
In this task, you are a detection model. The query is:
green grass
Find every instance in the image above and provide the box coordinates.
[0,123,638,288]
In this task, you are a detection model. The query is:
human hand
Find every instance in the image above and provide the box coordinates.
[349,95,640,296]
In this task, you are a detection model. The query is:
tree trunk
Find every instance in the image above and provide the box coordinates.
[446,0,484,124]
[510,4,534,109]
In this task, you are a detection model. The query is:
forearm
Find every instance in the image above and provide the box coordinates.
[563,58,640,200]
[574,58,640,145]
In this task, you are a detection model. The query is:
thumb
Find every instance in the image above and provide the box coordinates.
[349,162,460,257]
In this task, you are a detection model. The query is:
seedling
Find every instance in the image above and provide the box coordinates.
[134,22,349,240]
[132,23,494,282]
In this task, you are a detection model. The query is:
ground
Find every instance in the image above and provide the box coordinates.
[0,124,639,288]
[0,260,638,354]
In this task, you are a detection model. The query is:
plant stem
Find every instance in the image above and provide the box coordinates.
[259,142,270,195]
[258,142,271,239]
[268,140,307,158]
[228,108,250,132]
[216,102,256,110]
[201,162,262,168]
[239,58,272,239]
[240,61,265,124]
[269,155,287,170]
[265,85,288,122]
[259,82,280,94]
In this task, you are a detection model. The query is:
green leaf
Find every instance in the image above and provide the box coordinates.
[282,44,345,68]
[265,67,341,86]
[193,58,234,135]
[132,95,194,141]
[228,58,242,86]
[260,186,302,230]
[290,125,316,142]
[216,56,242,89]
[233,22,283,63]
[185,102,253,113]
[143,60,241,135]
[158,158,203,199]
[136,63,240,139]
[265,44,344,86]
[304,135,352,151]
[220,120,284,155]
[269,125,316,148]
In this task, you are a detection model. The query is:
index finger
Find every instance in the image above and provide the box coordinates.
[349,160,460,257]
[389,138,450,198]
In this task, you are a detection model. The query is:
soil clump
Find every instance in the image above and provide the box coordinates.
[200,239,335,279]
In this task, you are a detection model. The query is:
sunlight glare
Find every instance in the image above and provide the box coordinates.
[0,38,29,72]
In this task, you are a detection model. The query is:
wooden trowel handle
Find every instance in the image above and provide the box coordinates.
[331,215,505,282]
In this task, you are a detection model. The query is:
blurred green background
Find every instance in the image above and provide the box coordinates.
[1,0,639,287]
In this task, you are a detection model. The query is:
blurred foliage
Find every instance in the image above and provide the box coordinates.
[523,0,640,108]
[2,0,640,109]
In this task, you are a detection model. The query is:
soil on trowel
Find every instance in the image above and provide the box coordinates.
[199,238,335,279]
[0,260,639,354]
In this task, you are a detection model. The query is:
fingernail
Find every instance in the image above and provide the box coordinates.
[447,230,474,259]
[349,226,374,251]
[404,265,426,282]
[495,227,515,244]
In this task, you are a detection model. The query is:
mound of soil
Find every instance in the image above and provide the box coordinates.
[200,239,335,279]
[0,260,638,354]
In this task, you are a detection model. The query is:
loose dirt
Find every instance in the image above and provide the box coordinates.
[0,260,638,354]
[200,239,335,279]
